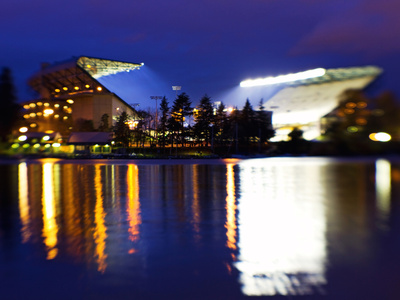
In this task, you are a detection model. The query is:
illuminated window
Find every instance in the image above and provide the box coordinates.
[44,103,50,107]
[85,84,90,88]
[344,108,354,114]
[42,136,50,141]
[30,123,37,128]
[54,104,60,108]
[29,113,36,117]
[356,118,367,125]
[37,102,43,106]
[63,116,68,120]
[29,103,36,108]
[87,64,91,68]
[357,102,367,108]
[44,109,54,115]
[55,89,60,93]
[54,114,59,118]
[19,127,28,133]
[66,99,74,104]
[74,86,79,90]
[346,102,356,108]
[18,135,27,141]
[23,105,30,109]
[37,112,42,116]
[97,87,102,91]
[63,87,68,91]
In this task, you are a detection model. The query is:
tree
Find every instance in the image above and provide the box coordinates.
[113,111,132,148]
[98,114,110,132]
[170,92,193,146]
[240,99,257,146]
[0,67,19,142]
[158,96,169,150]
[256,99,275,145]
[214,102,229,146]
[193,95,214,146]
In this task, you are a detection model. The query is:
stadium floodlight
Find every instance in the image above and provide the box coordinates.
[240,68,326,88]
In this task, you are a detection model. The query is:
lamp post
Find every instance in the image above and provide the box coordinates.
[172,86,181,98]
[150,96,162,145]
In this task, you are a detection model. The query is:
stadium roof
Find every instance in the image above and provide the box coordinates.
[240,66,383,140]
[28,56,143,100]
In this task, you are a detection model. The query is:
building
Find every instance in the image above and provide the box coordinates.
[20,56,143,136]
[240,66,382,140]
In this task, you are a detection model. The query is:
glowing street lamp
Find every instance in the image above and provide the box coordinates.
[172,86,181,98]
[150,96,162,134]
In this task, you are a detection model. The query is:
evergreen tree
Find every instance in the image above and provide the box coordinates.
[0,67,19,142]
[256,99,275,144]
[170,92,192,146]
[158,96,169,150]
[240,99,257,146]
[113,111,132,148]
[193,95,214,146]
[98,114,110,132]
[214,102,229,146]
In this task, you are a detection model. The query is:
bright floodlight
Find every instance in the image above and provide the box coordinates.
[240,68,326,88]
[370,132,391,142]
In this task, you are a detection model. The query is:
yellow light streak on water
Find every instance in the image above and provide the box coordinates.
[127,164,141,251]
[18,162,31,243]
[94,165,108,272]
[225,163,237,250]
[42,162,58,260]
[192,165,201,238]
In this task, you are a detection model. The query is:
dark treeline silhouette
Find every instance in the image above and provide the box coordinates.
[113,93,275,156]
[0,67,19,143]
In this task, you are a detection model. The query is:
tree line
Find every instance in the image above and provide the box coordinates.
[112,93,275,154]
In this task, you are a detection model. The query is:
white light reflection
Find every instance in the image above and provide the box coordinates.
[234,158,327,296]
[18,162,31,243]
[375,159,391,222]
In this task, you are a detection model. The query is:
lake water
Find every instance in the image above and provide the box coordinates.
[1,157,400,299]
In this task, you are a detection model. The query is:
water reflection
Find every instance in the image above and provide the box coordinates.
[127,164,141,253]
[94,165,108,272]
[225,163,237,251]
[42,162,59,260]
[18,162,31,243]
[8,158,400,298]
[376,159,391,225]
[234,159,327,296]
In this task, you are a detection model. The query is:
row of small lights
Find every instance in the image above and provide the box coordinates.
[23,100,73,119]
[54,85,102,93]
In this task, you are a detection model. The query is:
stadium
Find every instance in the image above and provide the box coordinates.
[240,66,382,140]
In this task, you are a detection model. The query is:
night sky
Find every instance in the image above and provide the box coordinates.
[2,0,400,109]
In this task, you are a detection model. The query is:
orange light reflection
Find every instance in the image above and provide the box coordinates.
[93,165,108,273]
[127,164,141,251]
[225,163,237,250]
[42,163,58,260]
[18,162,31,243]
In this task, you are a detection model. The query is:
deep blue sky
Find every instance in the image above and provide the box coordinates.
[2,0,400,109]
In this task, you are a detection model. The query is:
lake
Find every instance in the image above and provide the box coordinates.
[0,157,400,299]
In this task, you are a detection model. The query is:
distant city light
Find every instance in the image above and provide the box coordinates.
[18,135,27,142]
[19,127,28,133]
[42,136,50,141]
[240,68,326,87]
[370,132,391,142]
[66,99,74,104]
[52,143,61,147]
[97,86,103,91]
